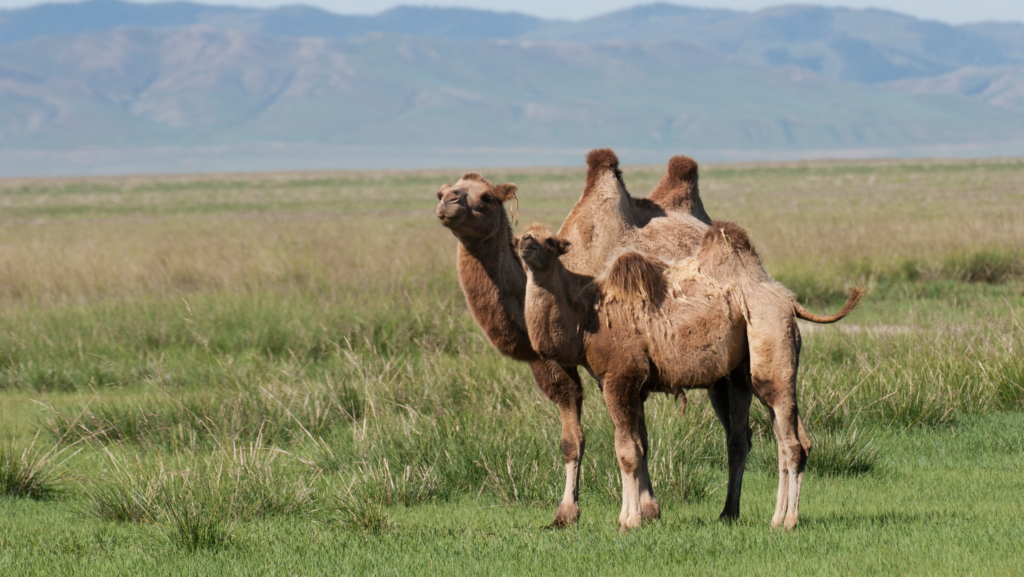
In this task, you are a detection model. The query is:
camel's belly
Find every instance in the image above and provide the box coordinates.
[646,314,745,392]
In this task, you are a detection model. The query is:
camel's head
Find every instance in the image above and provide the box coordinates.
[435,173,518,241]
[515,224,570,272]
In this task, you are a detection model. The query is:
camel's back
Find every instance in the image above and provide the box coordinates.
[697,221,796,311]
[633,211,710,262]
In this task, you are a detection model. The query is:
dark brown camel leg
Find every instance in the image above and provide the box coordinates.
[708,372,750,520]
[718,362,753,519]
[636,402,661,521]
[530,361,585,528]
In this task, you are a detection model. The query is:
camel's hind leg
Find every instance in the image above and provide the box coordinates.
[636,403,661,521]
[747,316,809,530]
[709,362,753,520]
[602,373,646,531]
[530,362,586,528]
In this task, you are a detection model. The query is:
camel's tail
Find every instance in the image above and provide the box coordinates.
[793,287,866,324]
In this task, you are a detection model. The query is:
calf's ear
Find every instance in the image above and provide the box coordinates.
[494,183,518,202]
[511,236,520,251]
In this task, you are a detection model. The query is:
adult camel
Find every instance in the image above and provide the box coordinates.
[516,222,863,530]
[435,149,753,527]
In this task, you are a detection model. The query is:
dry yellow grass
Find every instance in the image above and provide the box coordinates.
[1,157,1022,305]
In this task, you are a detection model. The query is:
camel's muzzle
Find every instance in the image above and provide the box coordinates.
[436,202,465,228]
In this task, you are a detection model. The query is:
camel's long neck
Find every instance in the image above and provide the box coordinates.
[457,223,537,362]
[524,265,584,366]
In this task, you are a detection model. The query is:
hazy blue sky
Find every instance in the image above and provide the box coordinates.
[0,0,1021,24]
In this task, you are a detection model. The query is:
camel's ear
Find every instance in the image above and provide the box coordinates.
[511,235,520,251]
[557,238,571,256]
[494,183,517,202]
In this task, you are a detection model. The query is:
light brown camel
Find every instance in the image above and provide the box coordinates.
[516,222,863,530]
[435,150,735,527]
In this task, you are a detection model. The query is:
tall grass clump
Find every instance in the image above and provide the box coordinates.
[806,428,880,477]
[86,436,317,550]
[0,435,75,499]
[940,248,1024,284]
[332,481,392,534]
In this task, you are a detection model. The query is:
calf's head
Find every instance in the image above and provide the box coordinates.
[515,224,571,272]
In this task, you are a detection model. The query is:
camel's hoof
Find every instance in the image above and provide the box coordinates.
[641,501,661,521]
[544,503,579,529]
[618,513,642,532]
[784,515,799,531]
[718,511,739,522]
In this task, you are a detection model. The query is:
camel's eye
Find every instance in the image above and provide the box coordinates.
[481,193,497,204]
[546,239,556,248]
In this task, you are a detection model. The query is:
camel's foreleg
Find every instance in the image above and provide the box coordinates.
[602,373,645,532]
[636,403,661,521]
[530,361,585,528]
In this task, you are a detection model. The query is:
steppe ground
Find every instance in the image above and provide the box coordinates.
[0,158,1022,575]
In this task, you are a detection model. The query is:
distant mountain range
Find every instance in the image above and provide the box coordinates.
[1,0,1023,176]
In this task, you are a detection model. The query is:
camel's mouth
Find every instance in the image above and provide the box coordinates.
[518,239,545,268]
[436,203,466,228]
[438,213,464,228]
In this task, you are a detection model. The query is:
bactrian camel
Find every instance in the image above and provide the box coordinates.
[435,149,734,527]
[515,222,864,530]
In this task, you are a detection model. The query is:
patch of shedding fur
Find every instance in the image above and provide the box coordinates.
[665,257,732,302]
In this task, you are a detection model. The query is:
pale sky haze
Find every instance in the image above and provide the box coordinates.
[0,0,1021,25]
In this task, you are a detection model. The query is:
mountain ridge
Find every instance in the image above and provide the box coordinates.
[1,1,1023,175]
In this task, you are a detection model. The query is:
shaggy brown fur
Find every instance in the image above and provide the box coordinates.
[518,222,863,531]
[436,150,742,528]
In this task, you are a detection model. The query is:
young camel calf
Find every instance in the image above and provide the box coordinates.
[516,222,863,531]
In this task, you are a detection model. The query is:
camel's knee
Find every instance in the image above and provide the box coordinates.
[617,452,640,475]
[531,363,583,405]
[561,436,584,463]
[779,440,807,472]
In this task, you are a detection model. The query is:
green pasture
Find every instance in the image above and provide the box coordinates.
[0,158,1022,574]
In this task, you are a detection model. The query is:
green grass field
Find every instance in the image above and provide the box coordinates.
[1,158,1022,575]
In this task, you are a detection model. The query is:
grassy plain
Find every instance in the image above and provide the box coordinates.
[0,158,1023,574]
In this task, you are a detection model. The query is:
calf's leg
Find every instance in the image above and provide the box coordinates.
[530,361,585,528]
